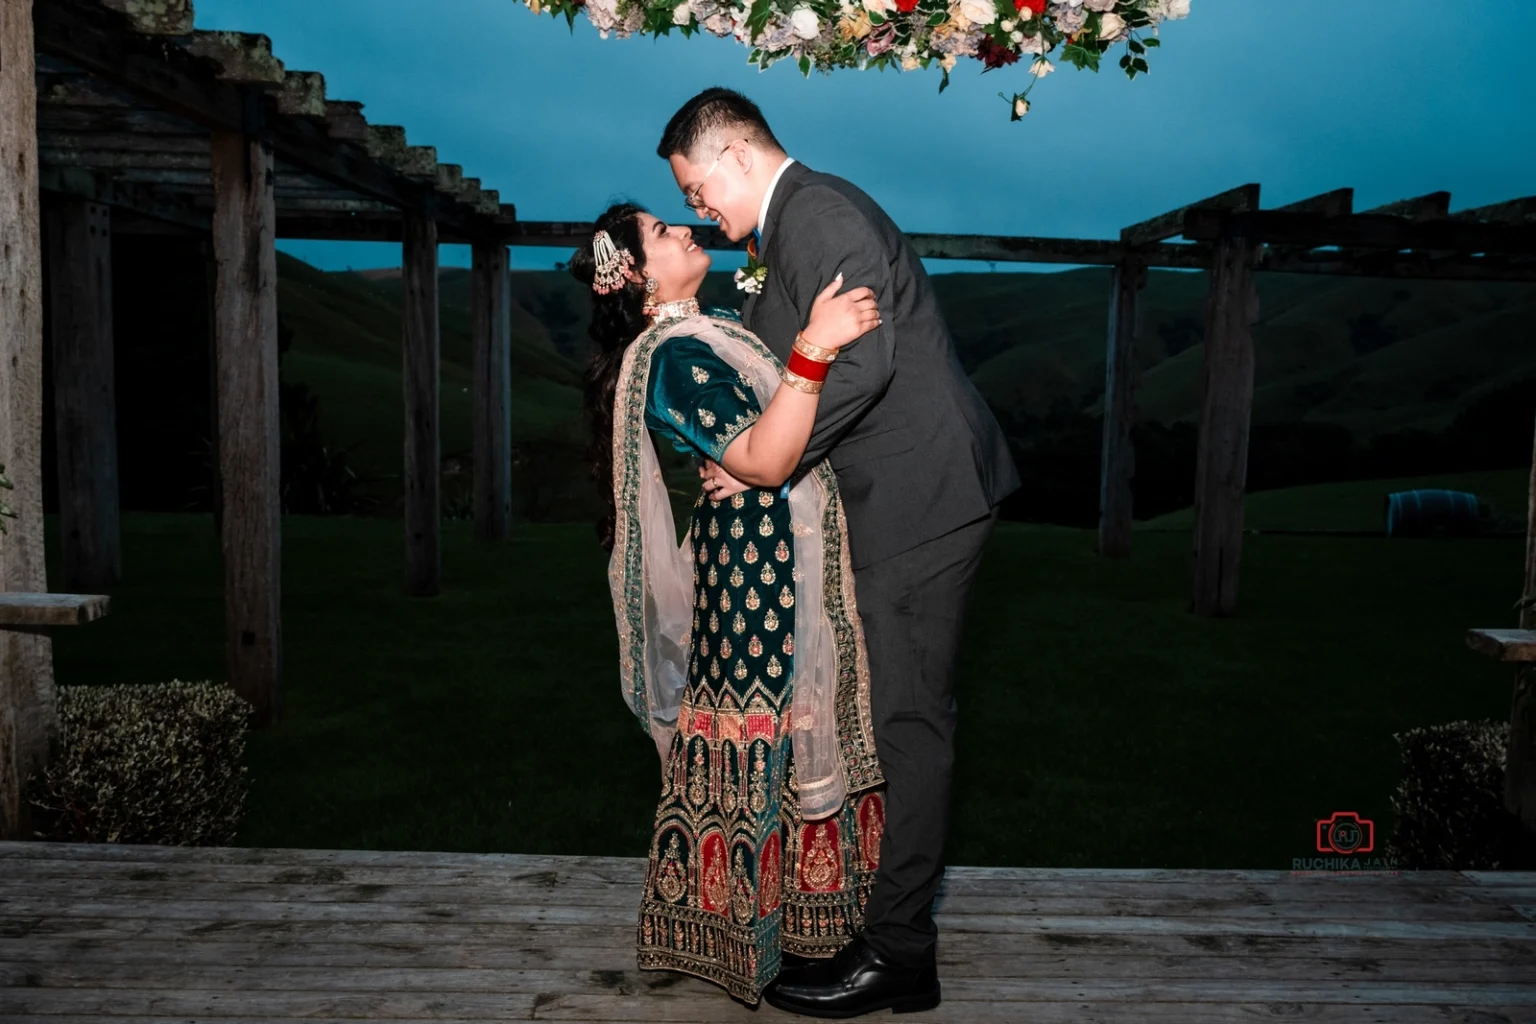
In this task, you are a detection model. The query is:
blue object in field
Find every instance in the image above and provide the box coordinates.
[1384,489,1486,538]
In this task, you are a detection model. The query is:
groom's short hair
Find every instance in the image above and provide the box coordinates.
[657,87,783,162]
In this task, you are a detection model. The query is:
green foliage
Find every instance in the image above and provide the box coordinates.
[25,681,253,846]
[1386,719,1522,870]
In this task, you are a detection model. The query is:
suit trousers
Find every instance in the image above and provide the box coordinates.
[854,506,998,968]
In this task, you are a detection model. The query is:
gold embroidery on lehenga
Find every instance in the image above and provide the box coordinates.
[783,633,794,656]
[729,565,745,588]
[668,408,685,426]
[718,637,732,660]
[708,517,719,539]
[766,655,783,679]
[698,408,718,428]
[764,608,780,632]
[691,365,710,384]
[719,590,732,613]
[734,659,748,680]
[718,545,731,565]
[732,611,746,635]
[703,841,728,912]
[707,565,718,587]
[687,747,708,808]
[656,834,687,904]
[743,542,759,564]
[730,493,746,510]
[749,746,769,815]
[710,657,721,679]
[730,847,755,925]
[803,826,839,891]
[775,539,790,562]
[745,587,761,611]
[760,563,776,585]
[747,635,763,658]
[758,515,775,538]
[779,586,795,609]
[709,611,720,634]
[759,491,775,507]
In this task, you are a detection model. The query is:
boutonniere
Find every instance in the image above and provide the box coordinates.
[734,236,768,294]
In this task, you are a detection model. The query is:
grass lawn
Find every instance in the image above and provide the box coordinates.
[47,513,1519,868]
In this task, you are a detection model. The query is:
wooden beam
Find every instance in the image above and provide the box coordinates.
[1510,413,1536,834]
[0,0,55,842]
[1453,196,1536,225]
[1185,208,1536,255]
[471,242,512,542]
[276,71,326,119]
[45,197,122,592]
[210,125,282,727]
[1121,184,1260,247]
[0,593,110,627]
[403,213,441,597]
[1466,629,1536,663]
[97,0,195,35]
[1189,232,1261,617]
[1259,248,1536,282]
[1273,188,1353,217]
[39,165,209,232]
[1363,192,1451,221]
[1098,261,1146,559]
[185,31,286,87]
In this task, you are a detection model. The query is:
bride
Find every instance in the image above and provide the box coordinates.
[574,201,889,1005]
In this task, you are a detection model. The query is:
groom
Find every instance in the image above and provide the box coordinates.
[660,88,1020,1017]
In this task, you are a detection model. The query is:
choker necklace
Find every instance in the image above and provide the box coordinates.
[644,297,700,324]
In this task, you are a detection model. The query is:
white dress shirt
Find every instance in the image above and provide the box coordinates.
[756,156,797,236]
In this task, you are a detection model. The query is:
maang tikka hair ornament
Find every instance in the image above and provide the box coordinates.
[589,229,635,295]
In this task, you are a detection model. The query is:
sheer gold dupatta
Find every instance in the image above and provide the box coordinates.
[608,314,883,820]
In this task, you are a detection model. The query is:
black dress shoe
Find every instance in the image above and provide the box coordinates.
[780,950,820,971]
[763,935,940,1018]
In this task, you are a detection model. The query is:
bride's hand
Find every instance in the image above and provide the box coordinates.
[801,273,881,352]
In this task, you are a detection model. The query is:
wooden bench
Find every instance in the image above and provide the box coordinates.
[0,592,110,627]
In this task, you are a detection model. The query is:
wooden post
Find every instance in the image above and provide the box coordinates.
[403,212,440,596]
[1097,260,1145,559]
[1507,413,1536,840]
[47,198,122,592]
[210,120,282,727]
[0,0,55,840]
[1190,230,1260,617]
[471,241,511,542]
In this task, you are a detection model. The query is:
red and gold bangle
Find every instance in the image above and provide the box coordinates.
[786,348,832,384]
[780,366,824,394]
[793,332,838,363]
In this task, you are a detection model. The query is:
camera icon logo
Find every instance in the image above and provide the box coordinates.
[1316,811,1375,855]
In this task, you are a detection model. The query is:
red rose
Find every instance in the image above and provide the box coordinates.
[975,35,1020,70]
[1014,0,1046,13]
[895,0,919,11]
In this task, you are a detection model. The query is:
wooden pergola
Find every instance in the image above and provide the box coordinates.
[1,0,520,839]
[520,187,1535,619]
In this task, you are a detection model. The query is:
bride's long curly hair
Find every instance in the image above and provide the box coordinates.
[572,202,651,551]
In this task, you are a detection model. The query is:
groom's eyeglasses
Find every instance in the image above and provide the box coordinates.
[682,139,744,212]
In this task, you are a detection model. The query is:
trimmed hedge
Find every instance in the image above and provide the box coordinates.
[25,680,252,845]
[1386,718,1521,870]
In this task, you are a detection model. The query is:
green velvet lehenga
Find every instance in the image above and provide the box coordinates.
[607,311,887,1004]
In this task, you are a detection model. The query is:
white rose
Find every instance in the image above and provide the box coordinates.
[790,6,821,38]
[900,50,920,70]
[999,18,1014,30]
[1083,0,1116,11]
[672,1,693,24]
[1098,11,1126,40]
[1030,57,1054,76]
[862,0,896,15]
[958,0,995,26]
[1013,96,1030,117]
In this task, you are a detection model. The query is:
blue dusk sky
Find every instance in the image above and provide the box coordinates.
[196,0,1533,274]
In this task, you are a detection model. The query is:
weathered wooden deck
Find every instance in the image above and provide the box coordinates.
[1,842,1533,1023]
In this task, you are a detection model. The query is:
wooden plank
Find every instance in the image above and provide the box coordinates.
[323,100,369,142]
[1097,261,1144,559]
[1121,184,1260,247]
[403,212,441,597]
[185,31,287,86]
[0,593,109,627]
[1273,188,1354,217]
[46,197,122,592]
[1364,191,1452,220]
[1466,629,1536,663]
[471,242,512,542]
[1185,208,1536,255]
[97,0,196,35]
[1512,411,1536,837]
[1454,195,1536,225]
[0,0,56,843]
[210,127,282,727]
[1259,248,1536,283]
[277,70,327,119]
[39,165,210,232]
[1189,231,1260,617]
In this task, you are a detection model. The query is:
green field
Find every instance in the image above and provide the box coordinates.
[46,511,1520,868]
[1144,469,1530,533]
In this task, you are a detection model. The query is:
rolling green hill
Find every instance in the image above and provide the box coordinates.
[272,254,1533,526]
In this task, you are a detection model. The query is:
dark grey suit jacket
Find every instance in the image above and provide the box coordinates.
[743,162,1020,569]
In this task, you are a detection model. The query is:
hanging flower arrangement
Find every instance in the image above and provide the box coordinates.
[521,0,1188,119]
